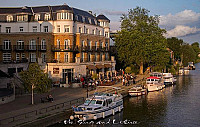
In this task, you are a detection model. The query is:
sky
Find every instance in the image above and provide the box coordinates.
[0,0,200,44]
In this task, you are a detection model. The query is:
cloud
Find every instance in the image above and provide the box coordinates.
[165,25,200,38]
[160,10,200,27]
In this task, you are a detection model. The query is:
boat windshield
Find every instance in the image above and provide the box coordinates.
[84,99,90,104]
[96,100,102,105]
[84,99,96,105]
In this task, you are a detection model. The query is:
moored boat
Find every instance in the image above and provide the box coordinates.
[146,76,164,92]
[162,73,176,86]
[70,86,123,121]
[128,85,147,97]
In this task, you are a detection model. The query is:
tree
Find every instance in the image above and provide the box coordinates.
[181,44,196,66]
[166,37,183,60]
[191,42,200,60]
[20,63,52,104]
[115,7,169,74]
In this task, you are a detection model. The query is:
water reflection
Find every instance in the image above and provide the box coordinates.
[52,63,200,127]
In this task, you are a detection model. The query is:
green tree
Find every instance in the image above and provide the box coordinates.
[115,7,169,74]
[166,37,183,60]
[191,42,200,60]
[181,44,196,66]
[20,63,52,104]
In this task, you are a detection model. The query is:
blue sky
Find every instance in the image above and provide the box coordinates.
[1,0,200,44]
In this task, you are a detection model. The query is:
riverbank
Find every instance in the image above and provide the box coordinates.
[0,74,148,127]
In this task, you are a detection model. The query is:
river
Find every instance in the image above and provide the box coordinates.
[51,63,200,127]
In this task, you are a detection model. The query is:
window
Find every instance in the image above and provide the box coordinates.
[3,40,11,50]
[92,29,95,35]
[41,53,46,63]
[16,53,20,61]
[3,53,11,63]
[17,15,28,22]
[105,53,108,60]
[57,39,60,49]
[33,26,37,32]
[64,52,69,62]
[89,41,92,50]
[64,39,70,50]
[53,68,59,74]
[81,53,84,62]
[44,26,48,32]
[6,27,11,33]
[44,13,51,21]
[86,28,89,34]
[95,42,98,50]
[7,15,13,22]
[79,27,82,33]
[57,25,60,32]
[64,25,70,33]
[88,53,91,61]
[17,40,24,50]
[100,53,103,61]
[95,53,97,61]
[88,18,91,24]
[21,53,25,59]
[29,39,36,50]
[81,40,85,47]
[34,14,40,21]
[105,32,109,38]
[41,39,46,50]
[57,13,72,20]
[82,16,85,22]
[19,27,23,32]
[29,53,36,62]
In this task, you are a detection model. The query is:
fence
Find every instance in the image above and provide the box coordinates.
[0,97,85,126]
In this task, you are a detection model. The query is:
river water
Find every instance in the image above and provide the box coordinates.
[52,63,200,127]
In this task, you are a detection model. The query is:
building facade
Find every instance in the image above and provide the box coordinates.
[0,4,116,86]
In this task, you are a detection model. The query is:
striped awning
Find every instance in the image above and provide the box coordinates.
[104,64,112,68]
[96,64,104,69]
[86,65,96,70]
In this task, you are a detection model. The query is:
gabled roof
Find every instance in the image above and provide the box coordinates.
[97,14,110,22]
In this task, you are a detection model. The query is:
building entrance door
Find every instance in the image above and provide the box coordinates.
[62,69,73,84]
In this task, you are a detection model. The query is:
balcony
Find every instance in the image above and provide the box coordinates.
[0,58,28,64]
[52,45,78,52]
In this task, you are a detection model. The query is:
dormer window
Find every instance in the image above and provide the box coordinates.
[82,16,85,22]
[75,15,78,21]
[57,12,72,20]
[94,19,97,25]
[35,14,40,21]
[44,13,51,21]
[17,15,28,22]
[88,18,91,24]
[7,15,13,22]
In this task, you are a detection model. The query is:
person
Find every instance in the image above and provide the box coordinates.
[47,94,54,102]
[122,78,125,86]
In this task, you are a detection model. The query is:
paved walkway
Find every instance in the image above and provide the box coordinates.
[0,74,148,126]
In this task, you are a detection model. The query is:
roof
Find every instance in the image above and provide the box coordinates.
[147,77,160,79]
[52,4,72,12]
[0,6,32,14]
[32,6,51,13]
[97,14,110,22]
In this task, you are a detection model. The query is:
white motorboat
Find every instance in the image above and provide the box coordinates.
[71,86,123,121]
[146,76,164,92]
[128,85,147,97]
[162,73,176,86]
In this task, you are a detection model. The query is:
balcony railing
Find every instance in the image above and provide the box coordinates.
[52,45,78,52]
[80,46,109,52]
[0,58,28,64]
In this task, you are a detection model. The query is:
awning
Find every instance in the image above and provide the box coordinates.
[96,64,104,69]
[104,64,112,68]
[86,65,96,70]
